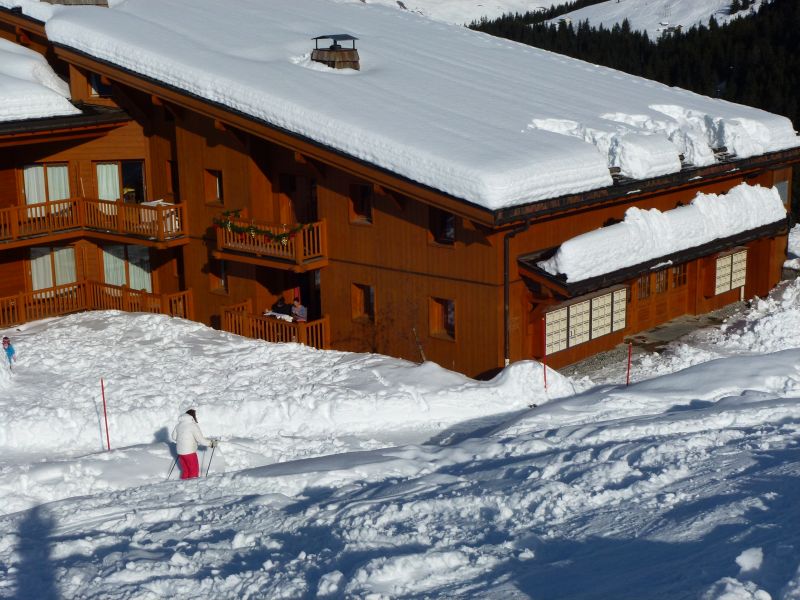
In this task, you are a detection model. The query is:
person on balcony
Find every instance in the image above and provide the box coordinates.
[292,297,307,322]
[271,297,292,317]
[171,408,216,479]
[3,337,15,367]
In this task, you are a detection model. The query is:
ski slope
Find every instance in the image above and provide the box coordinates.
[555,0,769,39]
[3,236,800,597]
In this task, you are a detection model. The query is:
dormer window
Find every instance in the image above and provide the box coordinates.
[89,73,112,98]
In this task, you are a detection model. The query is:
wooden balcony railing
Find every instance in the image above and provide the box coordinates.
[0,198,186,244]
[0,280,194,329]
[222,299,329,350]
[215,218,327,268]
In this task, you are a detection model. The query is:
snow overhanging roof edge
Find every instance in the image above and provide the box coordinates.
[518,217,790,299]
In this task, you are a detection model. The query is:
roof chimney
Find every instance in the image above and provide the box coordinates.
[311,34,360,71]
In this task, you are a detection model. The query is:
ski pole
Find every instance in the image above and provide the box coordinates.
[166,457,178,480]
[206,442,217,477]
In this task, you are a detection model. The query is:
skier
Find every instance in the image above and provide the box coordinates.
[171,408,217,479]
[2,337,15,367]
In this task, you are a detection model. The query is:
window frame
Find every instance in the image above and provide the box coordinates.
[351,283,376,323]
[94,160,146,203]
[21,162,71,204]
[655,269,669,294]
[101,244,153,292]
[209,257,228,295]
[89,72,113,98]
[349,184,373,225]
[428,207,456,246]
[636,273,651,300]
[671,264,687,288]
[429,296,456,341]
[204,169,224,205]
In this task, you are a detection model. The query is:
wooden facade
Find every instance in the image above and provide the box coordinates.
[1,8,799,377]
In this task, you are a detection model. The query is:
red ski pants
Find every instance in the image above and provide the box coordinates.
[178,452,200,479]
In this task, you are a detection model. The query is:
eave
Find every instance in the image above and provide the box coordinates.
[497,146,800,226]
[518,218,789,299]
[0,104,131,147]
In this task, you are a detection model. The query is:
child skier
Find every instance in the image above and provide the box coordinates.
[171,408,217,479]
[2,337,15,367]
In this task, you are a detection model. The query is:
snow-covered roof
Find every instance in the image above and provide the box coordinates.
[5,0,799,209]
[538,183,787,282]
[0,37,79,122]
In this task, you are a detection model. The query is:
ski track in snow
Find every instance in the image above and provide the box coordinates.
[4,259,800,596]
[0,272,800,600]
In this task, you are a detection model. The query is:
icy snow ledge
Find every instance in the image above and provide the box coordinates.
[538,183,786,283]
[0,38,79,122]
[531,102,800,180]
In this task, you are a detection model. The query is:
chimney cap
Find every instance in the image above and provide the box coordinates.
[312,34,358,50]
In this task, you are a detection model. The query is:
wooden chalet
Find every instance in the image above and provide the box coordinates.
[1,2,799,378]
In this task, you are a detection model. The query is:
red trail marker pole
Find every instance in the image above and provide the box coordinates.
[626,342,633,386]
[541,317,548,391]
[101,378,111,451]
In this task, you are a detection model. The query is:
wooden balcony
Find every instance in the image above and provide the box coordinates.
[222,300,329,350]
[214,218,328,272]
[0,280,194,329]
[0,198,188,250]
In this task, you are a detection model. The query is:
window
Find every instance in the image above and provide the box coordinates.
[429,207,456,245]
[30,246,77,291]
[544,287,627,355]
[655,269,669,294]
[672,264,687,288]
[102,245,152,292]
[209,258,228,294]
[204,169,224,204]
[430,297,455,340]
[568,299,591,346]
[23,164,70,216]
[714,249,747,295]
[89,73,113,98]
[350,184,373,224]
[545,307,568,354]
[351,283,375,322]
[95,160,145,203]
[637,274,651,300]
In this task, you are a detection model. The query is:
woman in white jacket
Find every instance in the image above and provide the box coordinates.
[171,408,215,479]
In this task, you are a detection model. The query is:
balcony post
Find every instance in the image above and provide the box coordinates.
[319,219,328,258]
[17,292,25,324]
[116,200,123,234]
[10,206,19,240]
[156,206,165,242]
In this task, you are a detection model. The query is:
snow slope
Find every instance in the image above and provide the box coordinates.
[556,0,769,39]
[4,255,800,596]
